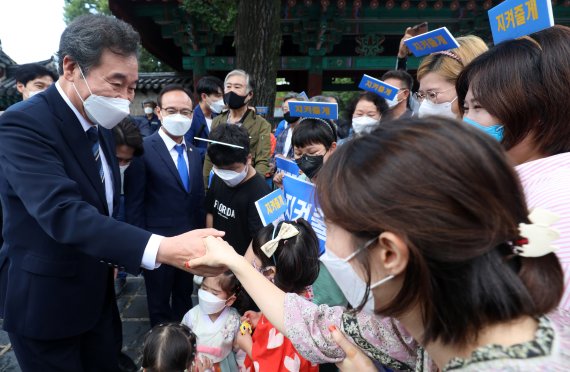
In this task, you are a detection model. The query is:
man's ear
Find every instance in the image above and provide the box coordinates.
[16,82,25,94]
[62,56,79,82]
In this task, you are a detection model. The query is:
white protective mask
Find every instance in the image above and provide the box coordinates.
[144,107,154,115]
[386,95,401,109]
[28,89,44,98]
[73,67,130,129]
[209,98,225,114]
[417,97,458,120]
[198,289,227,315]
[161,114,192,136]
[213,164,248,187]
[352,116,379,135]
[319,249,375,313]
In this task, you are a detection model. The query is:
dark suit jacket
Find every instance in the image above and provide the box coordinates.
[185,104,211,162]
[0,85,151,339]
[126,131,205,236]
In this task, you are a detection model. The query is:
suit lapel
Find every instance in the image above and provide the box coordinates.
[151,134,188,192]
[186,147,195,195]
[46,86,108,212]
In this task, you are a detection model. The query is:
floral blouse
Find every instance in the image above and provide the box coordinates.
[283,293,570,371]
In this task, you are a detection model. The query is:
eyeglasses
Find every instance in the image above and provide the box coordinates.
[161,107,194,117]
[413,87,454,104]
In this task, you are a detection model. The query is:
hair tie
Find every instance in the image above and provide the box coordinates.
[431,50,462,64]
[510,208,559,257]
[260,223,299,257]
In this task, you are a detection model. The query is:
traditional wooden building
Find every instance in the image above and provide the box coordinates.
[110,0,570,96]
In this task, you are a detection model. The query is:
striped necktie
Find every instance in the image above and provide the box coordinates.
[86,126,105,184]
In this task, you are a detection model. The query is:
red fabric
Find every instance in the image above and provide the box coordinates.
[270,133,277,157]
[244,315,319,372]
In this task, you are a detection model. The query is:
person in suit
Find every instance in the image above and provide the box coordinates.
[0,14,223,372]
[185,76,224,162]
[127,84,205,327]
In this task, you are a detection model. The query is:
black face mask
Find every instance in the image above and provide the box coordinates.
[223,91,248,110]
[283,112,298,124]
[295,154,324,180]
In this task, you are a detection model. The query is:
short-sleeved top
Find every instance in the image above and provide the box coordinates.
[206,173,271,255]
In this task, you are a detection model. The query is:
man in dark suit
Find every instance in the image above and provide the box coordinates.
[0,15,223,372]
[127,84,205,326]
[185,76,224,162]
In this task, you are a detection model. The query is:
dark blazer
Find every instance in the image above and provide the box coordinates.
[185,104,211,162]
[126,131,205,235]
[0,85,151,340]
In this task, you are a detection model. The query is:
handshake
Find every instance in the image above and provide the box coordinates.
[155,229,238,276]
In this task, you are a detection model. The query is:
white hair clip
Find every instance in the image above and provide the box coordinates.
[260,223,299,258]
[513,208,560,257]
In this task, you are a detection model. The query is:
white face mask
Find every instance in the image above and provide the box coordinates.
[352,116,379,135]
[213,164,248,187]
[417,97,458,120]
[161,114,192,137]
[198,288,227,315]
[28,89,44,98]
[209,98,225,114]
[144,107,154,115]
[320,249,375,313]
[73,67,130,129]
[386,95,401,109]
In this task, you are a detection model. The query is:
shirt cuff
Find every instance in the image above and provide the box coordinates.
[141,234,163,270]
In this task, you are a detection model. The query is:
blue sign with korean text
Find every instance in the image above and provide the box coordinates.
[288,101,338,120]
[282,175,326,254]
[404,27,459,57]
[275,157,301,178]
[488,0,554,44]
[358,74,399,100]
[255,188,288,226]
[255,106,269,115]
[299,91,309,100]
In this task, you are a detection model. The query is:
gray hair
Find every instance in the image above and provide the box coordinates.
[283,91,306,102]
[57,14,140,75]
[224,69,254,93]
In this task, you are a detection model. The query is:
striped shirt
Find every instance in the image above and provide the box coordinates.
[516,152,570,310]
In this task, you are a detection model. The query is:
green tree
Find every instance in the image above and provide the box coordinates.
[63,0,172,72]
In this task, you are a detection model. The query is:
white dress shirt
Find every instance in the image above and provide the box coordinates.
[55,81,162,269]
[158,127,190,175]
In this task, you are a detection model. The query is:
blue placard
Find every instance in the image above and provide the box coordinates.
[404,27,459,57]
[275,157,301,178]
[299,91,309,100]
[282,175,326,254]
[288,101,338,120]
[255,188,288,226]
[358,74,399,100]
[488,0,554,44]
[255,106,269,115]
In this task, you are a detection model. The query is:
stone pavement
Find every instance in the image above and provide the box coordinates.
[0,276,155,371]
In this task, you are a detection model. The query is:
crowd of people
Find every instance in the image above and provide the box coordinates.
[0,11,569,372]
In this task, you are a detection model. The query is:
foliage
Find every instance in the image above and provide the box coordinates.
[63,0,109,24]
[63,0,173,72]
[181,0,237,35]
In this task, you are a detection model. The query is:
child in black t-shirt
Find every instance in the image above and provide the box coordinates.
[205,124,271,256]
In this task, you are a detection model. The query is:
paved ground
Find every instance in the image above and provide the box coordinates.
[0,276,155,371]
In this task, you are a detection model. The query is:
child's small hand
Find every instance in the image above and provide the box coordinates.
[236,330,253,358]
[241,310,261,329]
[187,236,239,270]
[193,355,213,372]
